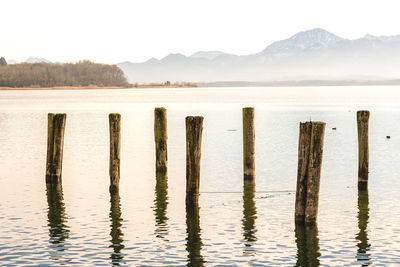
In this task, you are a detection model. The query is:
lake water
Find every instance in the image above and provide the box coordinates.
[1,86,400,266]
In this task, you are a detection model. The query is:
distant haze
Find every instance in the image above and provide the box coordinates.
[118,28,400,83]
[2,0,400,64]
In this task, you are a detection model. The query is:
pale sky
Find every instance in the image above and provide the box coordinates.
[1,0,400,64]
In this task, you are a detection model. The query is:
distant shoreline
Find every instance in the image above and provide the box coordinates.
[0,85,197,90]
[2,80,400,90]
[197,80,400,87]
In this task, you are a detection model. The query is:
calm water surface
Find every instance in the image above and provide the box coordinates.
[0,87,400,266]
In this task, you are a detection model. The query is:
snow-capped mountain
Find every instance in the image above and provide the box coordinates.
[25,57,51,63]
[260,28,344,55]
[190,51,229,60]
[118,28,400,83]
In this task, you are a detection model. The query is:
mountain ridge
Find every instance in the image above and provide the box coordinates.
[118,28,400,83]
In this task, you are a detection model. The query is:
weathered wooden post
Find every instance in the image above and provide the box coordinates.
[295,122,312,223]
[295,121,325,225]
[305,122,325,225]
[243,107,255,181]
[185,116,204,207]
[357,111,369,191]
[46,113,67,184]
[109,113,121,194]
[154,108,168,175]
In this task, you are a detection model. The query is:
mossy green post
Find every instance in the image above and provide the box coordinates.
[46,113,66,184]
[357,111,369,191]
[295,121,325,225]
[185,116,204,207]
[154,108,168,175]
[243,107,255,182]
[109,113,121,194]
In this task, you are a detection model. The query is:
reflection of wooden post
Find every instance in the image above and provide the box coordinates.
[154,108,168,175]
[109,113,121,194]
[357,111,369,191]
[46,183,69,245]
[154,172,169,239]
[295,122,325,225]
[295,223,320,266]
[109,192,124,263]
[242,180,257,253]
[186,204,204,266]
[185,116,203,207]
[243,107,255,181]
[356,190,370,262]
[46,113,67,184]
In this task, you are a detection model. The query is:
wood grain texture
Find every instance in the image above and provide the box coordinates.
[357,111,369,191]
[295,121,325,225]
[109,113,121,194]
[243,107,255,181]
[46,113,66,184]
[154,108,168,175]
[185,116,204,207]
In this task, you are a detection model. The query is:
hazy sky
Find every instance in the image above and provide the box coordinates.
[1,0,400,63]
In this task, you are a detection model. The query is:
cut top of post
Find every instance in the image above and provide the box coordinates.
[185,116,204,150]
[357,111,370,122]
[155,107,166,113]
[186,116,204,129]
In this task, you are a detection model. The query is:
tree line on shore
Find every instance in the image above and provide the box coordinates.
[0,58,131,88]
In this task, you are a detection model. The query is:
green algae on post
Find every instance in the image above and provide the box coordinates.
[46,113,67,184]
[109,113,121,194]
[185,116,204,207]
[154,108,168,175]
[357,111,370,191]
[243,107,255,182]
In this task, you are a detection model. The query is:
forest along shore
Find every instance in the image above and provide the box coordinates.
[0,84,197,90]
[0,59,197,89]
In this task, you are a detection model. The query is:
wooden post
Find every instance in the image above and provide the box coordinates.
[154,108,168,175]
[185,116,204,207]
[295,122,325,225]
[243,107,255,181]
[357,111,369,191]
[295,122,312,223]
[109,113,121,194]
[305,122,325,225]
[46,113,66,184]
